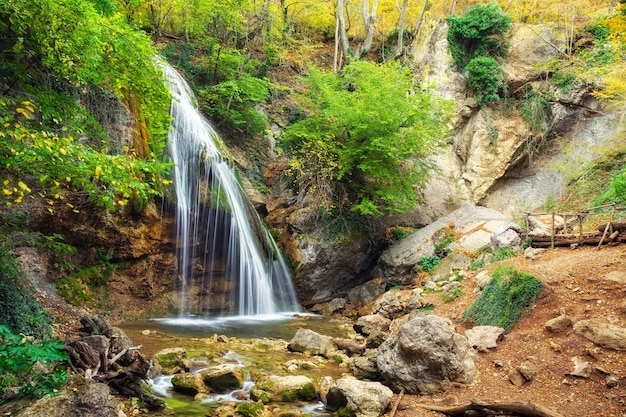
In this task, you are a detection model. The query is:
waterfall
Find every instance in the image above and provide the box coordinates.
[164,65,300,318]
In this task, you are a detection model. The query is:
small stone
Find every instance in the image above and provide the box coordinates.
[605,374,619,388]
[518,359,539,381]
[508,368,527,386]
[568,356,593,378]
[140,330,151,336]
[545,315,573,333]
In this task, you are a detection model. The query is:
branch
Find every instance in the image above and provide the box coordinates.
[415,398,566,417]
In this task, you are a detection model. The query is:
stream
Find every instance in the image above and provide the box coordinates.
[119,314,353,416]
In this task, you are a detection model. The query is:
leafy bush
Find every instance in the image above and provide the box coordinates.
[595,164,626,206]
[492,246,518,262]
[462,265,544,332]
[281,60,452,217]
[446,2,512,69]
[0,244,53,337]
[552,71,578,92]
[465,56,506,104]
[418,255,441,274]
[0,325,68,399]
[521,91,551,132]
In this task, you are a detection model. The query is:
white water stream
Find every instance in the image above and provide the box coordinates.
[164,65,299,317]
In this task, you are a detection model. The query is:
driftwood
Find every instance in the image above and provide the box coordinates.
[67,315,165,411]
[415,398,565,417]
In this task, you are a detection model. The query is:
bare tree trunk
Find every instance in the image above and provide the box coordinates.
[408,0,428,54]
[357,0,379,58]
[395,0,409,57]
[334,10,341,72]
[337,0,350,61]
[448,0,457,15]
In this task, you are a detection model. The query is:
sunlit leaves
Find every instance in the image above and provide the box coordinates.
[281,60,452,216]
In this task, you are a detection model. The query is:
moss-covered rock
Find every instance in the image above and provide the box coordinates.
[200,363,245,392]
[171,372,207,396]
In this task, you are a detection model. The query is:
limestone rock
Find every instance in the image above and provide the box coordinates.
[464,326,505,351]
[353,314,391,337]
[325,378,393,417]
[371,290,405,319]
[508,368,527,386]
[201,363,245,392]
[347,279,386,305]
[15,376,120,417]
[153,347,187,374]
[490,226,522,253]
[171,372,207,396]
[569,357,593,378]
[545,315,573,333]
[349,350,380,380]
[518,358,540,381]
[474,271,492,289]
[251,374,316,403]
[573,320,626,351]
[288,328,337,358]
[376,314,478,394]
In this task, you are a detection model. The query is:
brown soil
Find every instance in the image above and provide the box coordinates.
[393,244,626,417]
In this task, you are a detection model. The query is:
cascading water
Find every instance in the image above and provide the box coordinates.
[164,65,299,318]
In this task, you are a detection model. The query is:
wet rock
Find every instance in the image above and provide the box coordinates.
[325,377,393,417]
[573,319,626,351]
[353,314,391,336]
[545,315,573,333]
[376,314,478,394]
[288,328,337,358]
[201,363,245,392]
[153,347,187,374]
[251,374,316,403]
[171,372,207,396]
[464,326,505,351]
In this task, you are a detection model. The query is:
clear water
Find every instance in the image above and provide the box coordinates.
[164,65,300,317]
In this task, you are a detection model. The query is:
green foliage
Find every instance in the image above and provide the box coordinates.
[56,262,114,307]
[0,0,171,155]
[281,61,452,217]
[0,99,172,212]
[418,255,441,274]
[442,286,463,303]
[0,325,68,400]
[469,256,487,270]
[595,163,626,206]
[588,24,610,44]
[462,265,544,332]
[0,244,53,338]
[552,70,577,92]
[492,246,518,262]
[446,3,512,69]
[465,56,506,104]
[520,91,551,132]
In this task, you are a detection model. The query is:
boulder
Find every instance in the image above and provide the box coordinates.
[288,328,337,358]
[251,374,316,403]
[201,363,245,392]
[349,350,380,380]
[347,279,386,305]
[490,226,522,253]
[153,347,187,374]
[545,315,573,333]
[464,326,505,351]
[353,314,391,337]
[371,290,405,319]
[376,314,478,394]
[14,376,120,417]
[171,372,207,396]
[573,320,626,351]
[325,378,393,417]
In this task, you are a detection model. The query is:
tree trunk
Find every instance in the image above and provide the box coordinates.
[395,0,409,57]
[336,0,350,62]
[408,0,429,54]
[357,0,379,58]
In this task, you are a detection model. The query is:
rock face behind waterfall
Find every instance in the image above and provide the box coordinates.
[376,314,478,394]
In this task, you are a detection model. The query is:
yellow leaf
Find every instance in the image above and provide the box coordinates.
[95,166,102,177]
[17,181,30,192]
[60,148,67,156]
[2,189,12,195]
[3,180,8,186]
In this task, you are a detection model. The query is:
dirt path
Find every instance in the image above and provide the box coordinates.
[393,245,626,417]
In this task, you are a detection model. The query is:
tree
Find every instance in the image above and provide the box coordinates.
[281,61,452,216]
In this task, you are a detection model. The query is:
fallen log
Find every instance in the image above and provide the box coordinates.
[415,398,565,417]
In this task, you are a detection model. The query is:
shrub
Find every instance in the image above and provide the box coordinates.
[595,164,626,206]
[465,56,506,104]
[0,325,68,399]
[520,91,551,132]
[418,255,441,274]
[462,265,544,332]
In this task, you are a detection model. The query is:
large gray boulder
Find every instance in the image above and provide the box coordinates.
[326,378,393,417]
[376,314,478,394]
[288,328,337,358]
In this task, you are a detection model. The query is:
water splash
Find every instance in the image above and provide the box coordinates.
[164,65,299,317]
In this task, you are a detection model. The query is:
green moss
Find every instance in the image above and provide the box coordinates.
[236,401,265,417]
